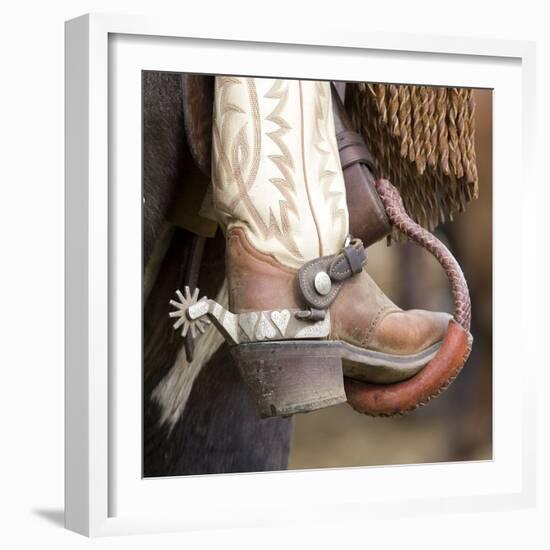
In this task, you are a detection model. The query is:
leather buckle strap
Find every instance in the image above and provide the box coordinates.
[297,238,367,312]
[336,130,376,171]
[328,238,366,280]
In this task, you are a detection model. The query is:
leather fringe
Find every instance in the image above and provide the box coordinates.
[346,83,479,233]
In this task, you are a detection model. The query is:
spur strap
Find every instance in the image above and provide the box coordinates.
[297,238,367,311]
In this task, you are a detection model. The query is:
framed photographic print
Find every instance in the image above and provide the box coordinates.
[65,13,536,536]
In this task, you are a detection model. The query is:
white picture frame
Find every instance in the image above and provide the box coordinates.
[65,12,536,537]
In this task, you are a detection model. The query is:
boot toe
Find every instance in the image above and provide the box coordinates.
[370,309,452,356]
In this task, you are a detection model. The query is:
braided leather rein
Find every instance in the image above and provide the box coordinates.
[375,178,471,333]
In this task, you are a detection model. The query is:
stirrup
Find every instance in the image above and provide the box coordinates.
[343,179,472,417]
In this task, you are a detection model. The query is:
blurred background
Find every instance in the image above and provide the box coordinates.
[288,89,493,469]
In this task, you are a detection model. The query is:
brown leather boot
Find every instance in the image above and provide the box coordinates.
[171,77,472,418]
[226,226,450,385]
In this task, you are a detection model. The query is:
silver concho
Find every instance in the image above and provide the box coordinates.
[314,271,331,296]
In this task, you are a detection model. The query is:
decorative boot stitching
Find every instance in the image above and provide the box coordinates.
[359,305,398,349]
[213,77,304,263]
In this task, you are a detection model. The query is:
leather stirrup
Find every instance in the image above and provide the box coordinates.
[344,179,473,416]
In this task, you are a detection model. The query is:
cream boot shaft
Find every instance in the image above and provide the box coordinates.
[211,77,349,269]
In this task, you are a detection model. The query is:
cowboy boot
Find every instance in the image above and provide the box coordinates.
[170,77,471,418]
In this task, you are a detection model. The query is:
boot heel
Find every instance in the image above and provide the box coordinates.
[231,341,345,418]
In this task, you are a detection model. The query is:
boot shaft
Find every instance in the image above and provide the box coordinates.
[212,77,349,269]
